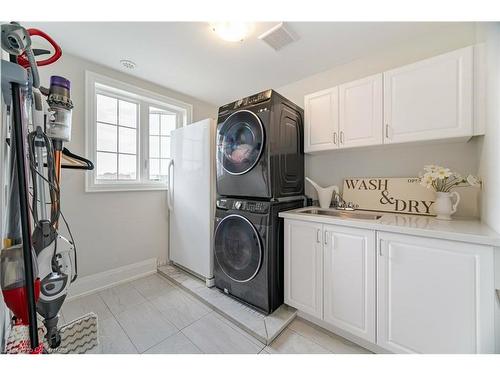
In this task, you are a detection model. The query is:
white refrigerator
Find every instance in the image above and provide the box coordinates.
[167,118,216,285]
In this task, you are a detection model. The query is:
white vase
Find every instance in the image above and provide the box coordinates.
[434,191,460,220]
[306,177,339,209]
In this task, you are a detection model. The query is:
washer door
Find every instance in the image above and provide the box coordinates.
[214,214,262,283]
[217,110,264,175]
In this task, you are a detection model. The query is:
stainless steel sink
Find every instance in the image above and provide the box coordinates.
[300,208,382,220]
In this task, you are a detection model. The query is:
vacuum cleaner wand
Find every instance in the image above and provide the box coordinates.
[32,75,77,349]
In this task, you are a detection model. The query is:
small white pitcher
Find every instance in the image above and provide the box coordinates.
[306,177,339,209]
[434,191,460,220]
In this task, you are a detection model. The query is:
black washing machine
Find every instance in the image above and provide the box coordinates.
[216,90,304,199]
[213,197,304,314]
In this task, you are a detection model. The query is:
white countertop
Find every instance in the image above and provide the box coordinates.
[279,206,500,247]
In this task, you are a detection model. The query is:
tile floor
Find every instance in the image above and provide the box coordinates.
[158,264,296,344]
[61,273,371,354]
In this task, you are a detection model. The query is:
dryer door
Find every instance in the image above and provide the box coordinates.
[217,110,264,175]
[214,214,263,283]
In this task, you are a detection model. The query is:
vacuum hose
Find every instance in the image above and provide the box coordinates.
[24,46,40,88]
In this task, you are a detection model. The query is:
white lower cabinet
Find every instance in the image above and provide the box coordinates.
[323,225,376,342]
[284,220,323,319]
[283,218,497,353]
[284,220,376,338]
[377,232,495,354]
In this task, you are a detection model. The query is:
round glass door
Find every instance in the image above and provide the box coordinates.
[214,214,262,283]
[217,110,264,175]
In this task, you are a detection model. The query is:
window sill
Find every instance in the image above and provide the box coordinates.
[85,183,168,193]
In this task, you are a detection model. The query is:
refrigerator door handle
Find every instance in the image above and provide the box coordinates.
[167,159,174,211]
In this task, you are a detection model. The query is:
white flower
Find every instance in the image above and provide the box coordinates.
[424,165,439,173]
[435,167,452,180]
[420,174,434,189]
[424,171,435,179]
[467,175,481,187]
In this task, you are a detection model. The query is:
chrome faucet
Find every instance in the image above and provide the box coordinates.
[333,193,358,211]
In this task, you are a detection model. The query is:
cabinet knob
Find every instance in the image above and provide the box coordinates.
[316,229,321,243]
[340,131,344,144]
[333,132,337,145]
[385,124,390,139]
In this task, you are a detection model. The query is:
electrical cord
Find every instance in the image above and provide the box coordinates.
[27,128,60,227]
[27,127,78,283]
[59,210,78,282]
[27,191,78,283]
[28,129,59,267]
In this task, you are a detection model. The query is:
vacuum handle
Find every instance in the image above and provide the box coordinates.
[17,28,62,68]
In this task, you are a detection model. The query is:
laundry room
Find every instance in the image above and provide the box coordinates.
[1,1,500,374]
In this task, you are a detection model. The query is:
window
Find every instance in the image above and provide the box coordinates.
[96,94,138,181]
[148,107,176,181]
[86,71,192,192]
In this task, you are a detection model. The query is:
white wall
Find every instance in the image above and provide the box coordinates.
[478,23,500,232]
[37,53,217,278]
[277,23,481,217]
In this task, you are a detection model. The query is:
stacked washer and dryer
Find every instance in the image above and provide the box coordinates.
[214,90,305,314]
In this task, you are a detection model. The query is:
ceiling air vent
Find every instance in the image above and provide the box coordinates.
[258,23,298,51]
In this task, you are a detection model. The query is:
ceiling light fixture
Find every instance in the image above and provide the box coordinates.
[210,22,254,42]
[120,59,136,70]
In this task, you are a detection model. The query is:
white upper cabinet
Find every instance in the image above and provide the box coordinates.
[339,74,383,148]
[304,87,339,153]
[383,46,473,144]
[284,219,323,319]
[377,232,495,354]
[304,46,476,153]
[323,225,376,342]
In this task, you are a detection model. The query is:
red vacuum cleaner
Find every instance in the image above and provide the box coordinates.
[2,21,94,354]
[0,21,62,353]
[0,246,41,325]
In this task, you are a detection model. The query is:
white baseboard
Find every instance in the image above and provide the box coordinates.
[67,258,157,300]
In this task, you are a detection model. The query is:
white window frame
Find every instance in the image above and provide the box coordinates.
[85,71,193,192]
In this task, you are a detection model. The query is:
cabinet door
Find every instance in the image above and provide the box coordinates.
[383,46,473,144]
[377,232,495,353]
[339,74,383,148]
[323,225,376,342]
[304,87,339,153]
[284,219,323,319]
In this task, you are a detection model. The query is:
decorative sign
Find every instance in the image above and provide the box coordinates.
[342,177,436,216]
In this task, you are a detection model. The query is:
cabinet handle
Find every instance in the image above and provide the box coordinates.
[324,232,334,247]
[340,131,344,144]
[333,132,337,145]
[385,124,390,138]
[316,229,321,243]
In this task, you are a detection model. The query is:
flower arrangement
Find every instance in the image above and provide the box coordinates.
[419,165,481,192]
